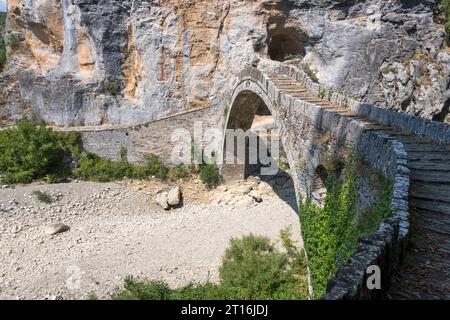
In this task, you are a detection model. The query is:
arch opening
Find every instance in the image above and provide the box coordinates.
[222,90,297,210]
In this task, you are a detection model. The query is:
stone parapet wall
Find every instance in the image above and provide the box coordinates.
[238,67,411,300]
[277,64,450,145]
[58,107,214,164]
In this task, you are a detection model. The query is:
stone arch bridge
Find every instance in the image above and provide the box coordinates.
[66,64,450,300]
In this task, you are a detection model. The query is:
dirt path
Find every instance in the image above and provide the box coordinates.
[0,179,301,300]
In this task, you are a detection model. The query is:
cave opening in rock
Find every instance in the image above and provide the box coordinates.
[268,28,305,62]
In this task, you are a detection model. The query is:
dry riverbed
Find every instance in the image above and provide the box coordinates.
[0,177,302,300]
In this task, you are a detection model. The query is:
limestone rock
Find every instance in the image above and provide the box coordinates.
[44,223,70,236]
[3,0,449,125]
[155,192,169,210]
[249,190,263,203]
[167,187,181,207]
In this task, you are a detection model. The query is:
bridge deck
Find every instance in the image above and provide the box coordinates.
[271,74,450,299]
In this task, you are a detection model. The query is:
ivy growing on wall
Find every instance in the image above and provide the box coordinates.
[299,154,393,299]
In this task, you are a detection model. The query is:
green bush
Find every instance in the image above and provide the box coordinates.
[219,234,307,300]
[299,155,393,298]
[168,164,195,180]
[0,120,80,184]
[75,153,148,182]
[114,277,172,300]
[145,154,169,180]
[113,232,309,300]
[199,162,221,189]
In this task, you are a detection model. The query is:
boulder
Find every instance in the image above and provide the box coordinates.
[45,223,70,236]
[167,187,181,206]
[249,190,263,203]
[155,191,170,210]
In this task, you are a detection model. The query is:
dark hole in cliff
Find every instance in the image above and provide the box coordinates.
[268,28,304,62]
[432,98,450,123]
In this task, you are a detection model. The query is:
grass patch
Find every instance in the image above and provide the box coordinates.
[283,53,302,61]
[113,231,309,300]
[299,154,393,299]
[33,190,54,204]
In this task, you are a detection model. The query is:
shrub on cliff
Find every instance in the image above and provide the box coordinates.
[0,120,81,184]
[7,34,20,51]
[113,232,309,300]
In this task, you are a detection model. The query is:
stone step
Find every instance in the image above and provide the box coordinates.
[407,160,450,171]
[284,89,308,94]
[411,169,450,183]
[411,182,450,204]
[412,198,450,215]
[407,152,450,161]
[403,143,450,153]
[276,84,304,90]
[413,209,450,235]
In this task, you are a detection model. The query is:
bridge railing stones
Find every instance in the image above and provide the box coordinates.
[239,65,411,300]
[276,63,450,145]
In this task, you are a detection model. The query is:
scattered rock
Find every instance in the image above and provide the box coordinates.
[232,184,252,195]
[155,192,170,210]
[44,223,70,236]
[167,187,181,206]
[249,190,263,203]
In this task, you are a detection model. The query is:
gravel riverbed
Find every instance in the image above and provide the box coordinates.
[0,180,302,300]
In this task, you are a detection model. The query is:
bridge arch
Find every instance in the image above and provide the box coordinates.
[219,75,300,200]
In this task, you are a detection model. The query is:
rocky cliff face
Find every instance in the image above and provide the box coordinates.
[1,0,449,126]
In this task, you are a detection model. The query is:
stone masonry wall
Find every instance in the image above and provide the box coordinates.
[60,64,422,300]
[234,67,411,300]
[58,107,214,165]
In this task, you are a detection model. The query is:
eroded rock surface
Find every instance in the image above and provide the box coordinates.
[1,0,449,125]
